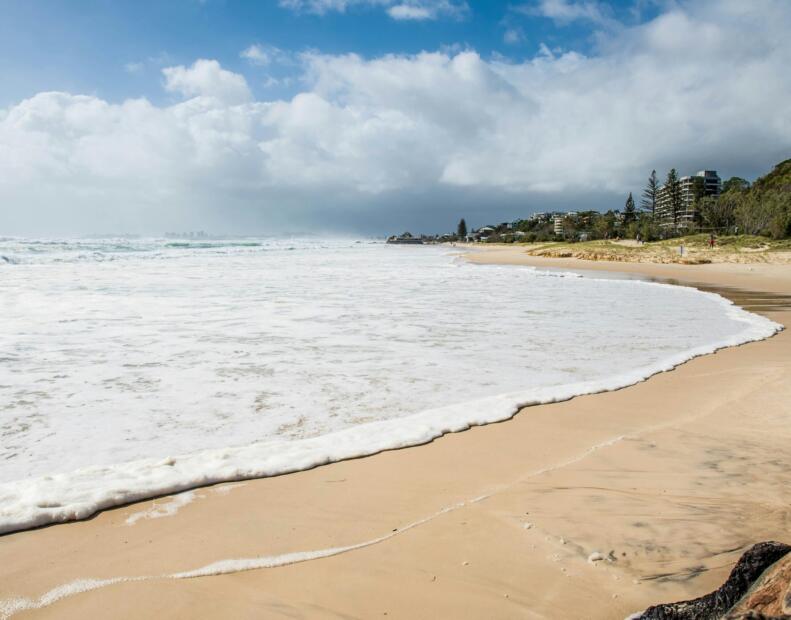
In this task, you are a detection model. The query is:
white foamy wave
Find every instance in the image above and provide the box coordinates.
[0,495,477,618]
[0,420,764,617]
[0,238,782,534]
[0,577,145,619]
[0,430,635,617]
[0,289,780,534]
[124,491,196,525]
[0,236,362,265]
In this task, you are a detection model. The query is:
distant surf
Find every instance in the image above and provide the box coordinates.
[0,237,781,534]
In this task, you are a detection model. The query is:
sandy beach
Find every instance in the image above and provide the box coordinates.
[2,248,790,619]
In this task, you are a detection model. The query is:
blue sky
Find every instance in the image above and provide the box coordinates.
[0,0,789,236]
[0,0,656,107]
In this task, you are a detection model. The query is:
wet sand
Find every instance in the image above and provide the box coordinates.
[1,249,790,619]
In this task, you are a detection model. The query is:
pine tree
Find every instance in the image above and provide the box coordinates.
[457,218,467,239]
[722,177,750,193]
[666,168,682,230]
[641,170,658,218]
[624,193,636,224]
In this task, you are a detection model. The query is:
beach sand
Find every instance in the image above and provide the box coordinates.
[2,249,790,619]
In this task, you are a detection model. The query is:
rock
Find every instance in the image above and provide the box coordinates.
[588,551,605,563]
[726,613,791,619]
[726,553,791,619]
[636,542,791,620]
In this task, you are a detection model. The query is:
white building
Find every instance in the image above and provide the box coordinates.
[553,212,577,235]
[553,215,564,235]
[657,170,721,228]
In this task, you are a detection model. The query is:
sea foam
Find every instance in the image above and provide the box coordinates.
[0,238,782,534]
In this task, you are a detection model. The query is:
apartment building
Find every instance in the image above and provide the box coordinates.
[553,211,577,235]
[657,170,721,228]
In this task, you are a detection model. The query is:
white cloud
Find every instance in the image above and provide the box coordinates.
[240,44,271,66]
[278,0,468,20]
[240,44,293,70]
[518,0,617,27]
[277,0,354,12]
[387,4,431,20]
[162,59,251,104]
[503,27,525,45]
[388,1,467,20]
[1,0,791,234]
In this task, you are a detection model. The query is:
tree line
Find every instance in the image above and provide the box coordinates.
[450,158,790,243]
[628,160,791,239]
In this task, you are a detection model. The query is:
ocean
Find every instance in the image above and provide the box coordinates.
[0,237,780,533]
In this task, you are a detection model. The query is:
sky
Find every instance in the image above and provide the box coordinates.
[1,0,790,236]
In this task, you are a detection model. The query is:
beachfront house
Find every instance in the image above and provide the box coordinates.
[465,226,495,242]
[472,226,495,242]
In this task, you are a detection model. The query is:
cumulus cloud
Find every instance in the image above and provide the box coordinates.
[1,0,790,235]
[162,59,251,103]
[278,0,468,20]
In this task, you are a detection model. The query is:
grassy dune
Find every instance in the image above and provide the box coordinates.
[511,235,791,265]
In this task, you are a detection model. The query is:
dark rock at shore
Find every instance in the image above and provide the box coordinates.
[638,541,791,620]
[726,552,791,619]
[726,614,791,620]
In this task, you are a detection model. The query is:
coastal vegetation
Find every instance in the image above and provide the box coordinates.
[439,158,791,245]
[698,159,791,239]
[457,218,467,239]
[641,170,659,218]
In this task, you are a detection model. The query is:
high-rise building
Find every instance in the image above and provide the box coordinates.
[657,170,721,228]
[553,212,577,235]
[553,214,564,235]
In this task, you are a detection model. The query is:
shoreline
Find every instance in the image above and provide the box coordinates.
[2,251,791,619]
[461,244,791,295]
[0,265,780,537]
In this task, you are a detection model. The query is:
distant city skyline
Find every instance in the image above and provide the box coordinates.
[1,0,790,236]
